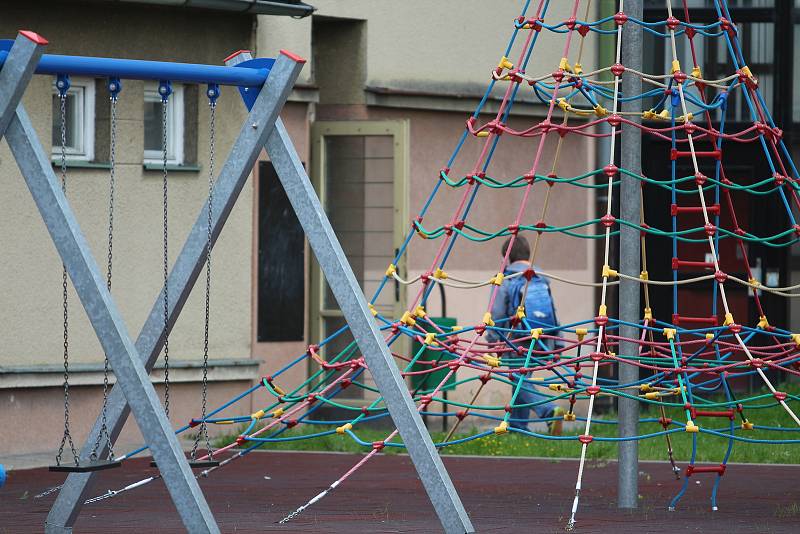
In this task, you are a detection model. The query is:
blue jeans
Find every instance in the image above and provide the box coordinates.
[508,372,556,431]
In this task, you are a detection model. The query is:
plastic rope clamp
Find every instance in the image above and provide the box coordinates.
[336,423,353,434]
[400,311,416,326]
[485,355,500,368]
[483,312,495,327]
[385,263,397,277]
[530,328,542,340]
[414,305,426,318]
[424,332,436,345]
[685,420,699,433]
[494,421,509,434]
[490,272,505,286]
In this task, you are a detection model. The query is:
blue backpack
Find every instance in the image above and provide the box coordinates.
[504,269,559,335]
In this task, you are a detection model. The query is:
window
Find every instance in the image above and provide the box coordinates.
[51,78,95,162]
[143,83,184,165]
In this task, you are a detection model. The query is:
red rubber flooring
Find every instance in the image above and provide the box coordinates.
[1,452,798,533]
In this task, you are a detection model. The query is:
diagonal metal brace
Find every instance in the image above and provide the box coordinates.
[266,118,474,534]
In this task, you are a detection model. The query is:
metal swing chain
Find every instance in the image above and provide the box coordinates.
[92,89,119,461]
[56,90,79,467]
[193,97,216,461]
[161,93,171,418]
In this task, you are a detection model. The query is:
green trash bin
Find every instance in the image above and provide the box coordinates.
[410,316,458,394]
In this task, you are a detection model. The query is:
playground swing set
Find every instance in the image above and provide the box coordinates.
[0,29,473,534]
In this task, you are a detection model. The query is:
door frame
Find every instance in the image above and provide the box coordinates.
[309,120,410,372]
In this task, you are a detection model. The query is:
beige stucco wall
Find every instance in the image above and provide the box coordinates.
[258,1,599,97]
[0,6,254,368]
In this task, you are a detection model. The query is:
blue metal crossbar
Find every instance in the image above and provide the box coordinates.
[0,40,273,87]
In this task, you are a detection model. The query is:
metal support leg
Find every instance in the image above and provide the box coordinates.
[0,32,44,137]
[266,119,474,534]
[44,53,305,532]
[618,0,643,510]
[5,103,219,533]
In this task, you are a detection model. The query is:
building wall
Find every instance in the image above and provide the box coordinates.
[254,0,600,422]
[0,3,258,456]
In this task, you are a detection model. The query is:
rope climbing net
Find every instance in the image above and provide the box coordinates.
[63,0,800,529]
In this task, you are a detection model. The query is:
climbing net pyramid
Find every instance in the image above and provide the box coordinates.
[74,0,800,529]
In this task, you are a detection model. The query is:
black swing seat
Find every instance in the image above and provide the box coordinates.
[49,459,122,473]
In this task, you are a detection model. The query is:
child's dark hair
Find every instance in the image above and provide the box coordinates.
[501,235,530,263]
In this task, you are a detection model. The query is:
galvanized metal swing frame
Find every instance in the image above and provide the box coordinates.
[0,31,473,534]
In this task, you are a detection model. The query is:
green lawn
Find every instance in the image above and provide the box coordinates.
[210,383,800,464]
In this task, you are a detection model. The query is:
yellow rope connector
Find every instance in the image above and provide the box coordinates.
[792,333,800,346]
[757,315,770,329]
[414,305,426,318]
[483,311,495,327]
[485,355,501,368]
[271,408,284,418]
[385,263,397,277]
[598,304,607,317]
[593,104,608,117]
[558,57,572,72]
[748,277,760,288]
[644,307,653,321]
[640,270,649,281]
[530,328,543,340]
[251,409,266,420]
[706,333,715,340]
[640,383,653,393]
[368,303,378,317]
[549,384,565,392]
[677,112,694,123]
[498,56,514,70]
[671,59,681,74]
[494,421,509,434]
[691,65,702,78]
[644,392,660,400]
[741,420,754,431]
[576,328,588,341]
[433,267,448,280]
[663,328,676,340]
[724,312,735,326]
[516,305,526,320]
[685,420,700,433]
[336,422,353,434]
[273,383,286,396]
[602,264,617,278]
[400,310,416,327]
[741,65,753,78]
[490,272,505,286]
[658,109,670,120]
[452,325,462,332]
[573,62,583,75]
[642,109,657,120]
[424,332,436,345]
[564,412,576,421]
[476,131,490,138]
[557,97,570,112]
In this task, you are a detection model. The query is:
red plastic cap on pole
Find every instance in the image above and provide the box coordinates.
[19,30,48,45]
[224,49,252,63]
[280,49,307,64]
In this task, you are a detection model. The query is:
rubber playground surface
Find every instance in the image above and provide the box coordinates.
[1,451,798,533]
